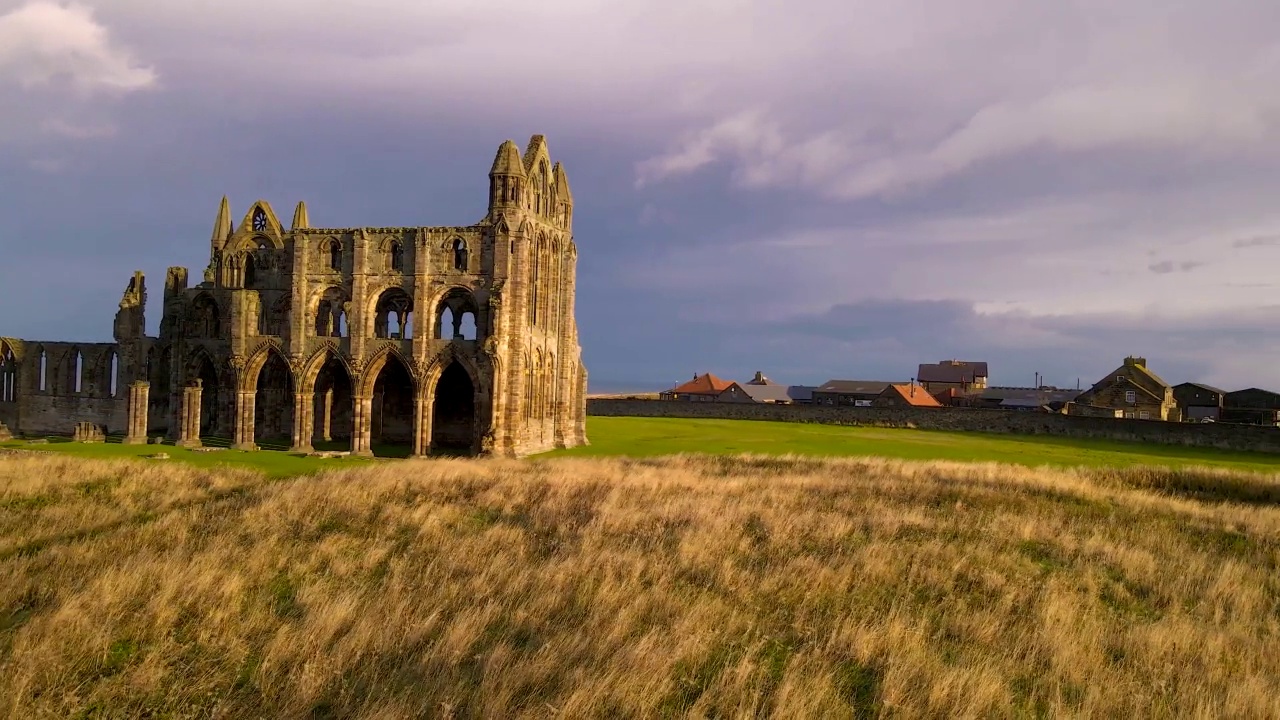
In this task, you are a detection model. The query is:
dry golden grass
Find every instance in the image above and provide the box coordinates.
[1,451,1279,719]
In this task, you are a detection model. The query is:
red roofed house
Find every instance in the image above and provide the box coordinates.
[660,373,735,402]
[873,383,945,408]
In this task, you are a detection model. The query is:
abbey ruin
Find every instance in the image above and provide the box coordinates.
[0,135,588,457]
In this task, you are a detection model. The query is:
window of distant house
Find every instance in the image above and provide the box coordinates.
[1124,410,1135,418]
[1125,390,1136,404]
[1139,410,1150,420]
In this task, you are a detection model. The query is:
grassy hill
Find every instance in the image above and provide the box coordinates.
[2,451,1278,717]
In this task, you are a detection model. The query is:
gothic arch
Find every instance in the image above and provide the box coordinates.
[356,345,416,398]
[242,201,284,239]
[300,345,352,394]
[240,344,294,393]
[371,286,414,339]
[422,345,482,392]
[0,340,18,403]
[313,286,350,337]
[432,286,479,340]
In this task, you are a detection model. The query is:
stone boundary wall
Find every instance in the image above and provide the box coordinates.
[7,396,127,437]
[587,399,1280,456]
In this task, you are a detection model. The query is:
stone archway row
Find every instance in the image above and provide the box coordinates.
[172,347,486,456]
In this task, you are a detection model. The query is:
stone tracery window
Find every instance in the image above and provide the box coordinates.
[315,287,349,337]
[451,238,468,271]
[390,241,404,272]
[329,241,342,271]
[252,207,268,232]
[374,288,414,339]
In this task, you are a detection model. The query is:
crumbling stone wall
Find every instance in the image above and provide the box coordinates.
[587,399,1280,455]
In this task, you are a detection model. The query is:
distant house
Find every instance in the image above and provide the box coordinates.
[734,372,816,404]
[873,383,944,408]
[1222,388,1280,426]
[1071,356,1179,421]
[979,386,1081,412]
[917,360,989,395]
[811,380,901,407]
[1173,382,1225,422]
[660,373,734,401]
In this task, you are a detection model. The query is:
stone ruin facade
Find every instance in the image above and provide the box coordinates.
[0,135,588,457]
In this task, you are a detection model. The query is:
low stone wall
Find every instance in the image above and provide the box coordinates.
[7,395,127,437]
[587,399,1280,455]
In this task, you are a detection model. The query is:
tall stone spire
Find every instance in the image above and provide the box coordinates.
[292,201,310,230]
[489,140,525,177]
[211,196,231,247]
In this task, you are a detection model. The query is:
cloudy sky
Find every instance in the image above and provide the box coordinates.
[4,0,1280,392]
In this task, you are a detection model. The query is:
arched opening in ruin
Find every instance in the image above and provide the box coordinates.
[370,354,415,455]
[73,350,83,394]
[190,294,221,337]
[431,361,475,455]
[151,346,172,426]
[374,288,414,340]
[0,342,17,403]
[312,354,353,447]
[315,287,349,338]
[451,238,468,271]
[253,351,294,448]
[434,288,478,341]
[189,351,222,437]
[243,253,257,288]
[390,241,404,272]
[108,352,118,398]
[38,348,47,393]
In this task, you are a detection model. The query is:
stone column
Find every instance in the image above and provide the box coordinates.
[123,380,150,445]
[233,389,257,451]
[351,393,373,456]
[410,391,427,457]
[320,388,333,442]
[176,381,203,448]
[289,389,313,453]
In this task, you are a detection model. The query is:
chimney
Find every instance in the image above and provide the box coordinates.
[753,371,766,384]
[1124,356,1147,368]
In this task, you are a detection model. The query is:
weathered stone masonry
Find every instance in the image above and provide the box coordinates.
[0,135,589,457]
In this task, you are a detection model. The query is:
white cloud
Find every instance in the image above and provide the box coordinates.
[0,2,156,92]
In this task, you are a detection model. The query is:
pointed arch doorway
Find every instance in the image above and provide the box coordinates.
[431,361,476,455]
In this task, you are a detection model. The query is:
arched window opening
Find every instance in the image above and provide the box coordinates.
[39,350,47,392]
[315,288,349,338]
[243,253,257,288]
[438,308,455,339]
[329,241,342,271]
[0,345,16,403]
[312,354,353,445]
[390,241,404,272]
[434,288,479,341]
[74,351,83,394]
[252,207,268,232]
[374,289,414,340]
[108,352,118,398]
[260,296,290,339]
[451,238,468,271]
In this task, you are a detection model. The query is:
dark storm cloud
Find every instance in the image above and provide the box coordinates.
[5,0,1280,392]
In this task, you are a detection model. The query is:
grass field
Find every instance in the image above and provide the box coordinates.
[1,453,1278,717]
[7,415,1274,477]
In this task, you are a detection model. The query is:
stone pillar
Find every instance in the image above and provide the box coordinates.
[410,391,427,457]
[123,380,150,445]
[233,389,257,451]
[176,381,203,448]
[320,388,333,442]
[289,389,313,453]
[350,393,373,456]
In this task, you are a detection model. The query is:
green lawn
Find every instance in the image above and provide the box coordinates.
[543,417,1280,473]
[4,416,1280,476]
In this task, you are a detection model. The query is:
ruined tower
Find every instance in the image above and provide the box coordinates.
[0,136,588,457]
